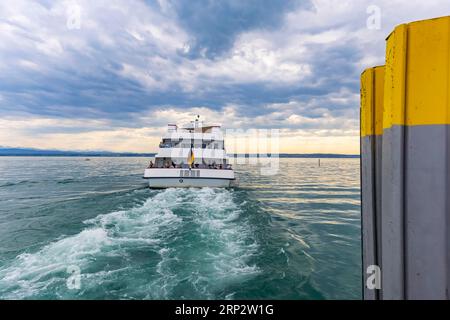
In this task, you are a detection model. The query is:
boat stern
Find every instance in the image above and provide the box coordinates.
[143,168,235,188]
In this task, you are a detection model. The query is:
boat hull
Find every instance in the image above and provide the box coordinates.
[143,168,235,188]
[147,177,232,188]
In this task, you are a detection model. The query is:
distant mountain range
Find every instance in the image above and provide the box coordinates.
[0,147,359,158]
[0,147,155,157]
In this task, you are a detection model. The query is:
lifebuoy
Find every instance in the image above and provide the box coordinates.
[179,179,183,183]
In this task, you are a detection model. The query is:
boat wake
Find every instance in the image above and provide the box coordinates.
[0,188,259,299]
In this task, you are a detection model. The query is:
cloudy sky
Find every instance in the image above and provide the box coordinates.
[1,0,449,153]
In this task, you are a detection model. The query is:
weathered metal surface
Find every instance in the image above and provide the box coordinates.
[362,16,450,300]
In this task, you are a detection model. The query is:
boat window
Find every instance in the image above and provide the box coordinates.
[158,138,224,149]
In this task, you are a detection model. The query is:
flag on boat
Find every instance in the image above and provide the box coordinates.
[187,148,195,168]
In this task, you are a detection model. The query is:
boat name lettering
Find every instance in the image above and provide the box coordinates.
[179,170,200,178]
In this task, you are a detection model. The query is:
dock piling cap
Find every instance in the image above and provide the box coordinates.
[384,15,450,128]
[361,66,385,137]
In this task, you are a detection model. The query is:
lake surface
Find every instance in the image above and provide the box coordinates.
[0,157,361,299]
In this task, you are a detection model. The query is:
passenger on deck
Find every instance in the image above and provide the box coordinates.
[148,160,154,168]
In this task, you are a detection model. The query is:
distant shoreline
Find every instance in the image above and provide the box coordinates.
[0,147,359,158]
[0,154,359,158]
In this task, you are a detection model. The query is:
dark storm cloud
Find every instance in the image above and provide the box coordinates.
[0,0,370,134]
[167,0,311,58]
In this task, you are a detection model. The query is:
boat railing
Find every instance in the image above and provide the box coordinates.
[158,143,224,149]
[147,163,232,170]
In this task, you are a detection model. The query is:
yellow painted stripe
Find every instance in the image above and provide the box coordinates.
[384,24,407,130]
[384,16,450,129]
[374,67,385,135]
[361,69,373,137]
[361,66,385,137]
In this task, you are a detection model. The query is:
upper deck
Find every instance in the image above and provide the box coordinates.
[153,118,229,166]
[164,120,223,138]
[161,119,225,144]
[161,131,224,141]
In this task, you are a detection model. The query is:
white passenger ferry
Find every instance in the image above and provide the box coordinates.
[143,117,235,188]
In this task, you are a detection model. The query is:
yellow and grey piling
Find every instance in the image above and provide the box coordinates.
[361,16,450,300]
[360,66,384,300]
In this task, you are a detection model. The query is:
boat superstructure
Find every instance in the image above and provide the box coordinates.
[143,117,235,188]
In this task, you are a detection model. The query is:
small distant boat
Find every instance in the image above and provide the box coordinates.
[143,117,236,188]
[85,158,91,161]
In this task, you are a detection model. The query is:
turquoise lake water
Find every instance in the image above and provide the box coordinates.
[0,157,361,299]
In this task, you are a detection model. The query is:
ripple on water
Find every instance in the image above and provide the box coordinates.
[0,188,260,299]
[0,158,362,300]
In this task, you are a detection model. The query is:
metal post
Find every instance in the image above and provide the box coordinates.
[362,16,450,300]
[361,65,385,300]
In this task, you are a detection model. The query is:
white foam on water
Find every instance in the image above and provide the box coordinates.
[0,228,110,299]
[0,188,183,299]
[0,188,259,299]
[150,188,260,299]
